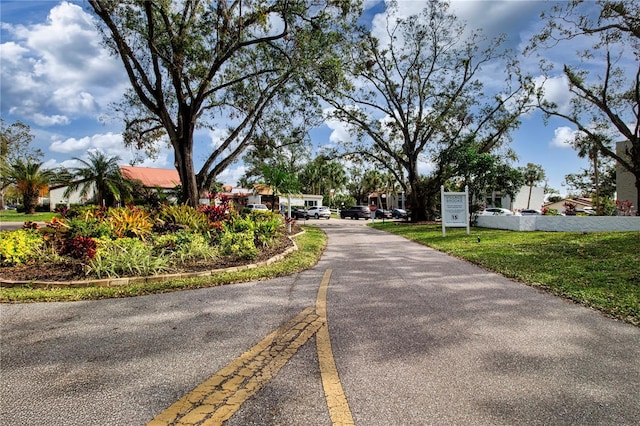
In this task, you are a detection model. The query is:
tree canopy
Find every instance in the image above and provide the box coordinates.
[528,0,640,212]
[88,0,361,207]
[0,120,43,210]
[316,0,532,221]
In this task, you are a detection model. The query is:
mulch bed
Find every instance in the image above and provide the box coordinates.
[0,227,300,283]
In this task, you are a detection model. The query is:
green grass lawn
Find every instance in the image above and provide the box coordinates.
[0,210,58,222]
[371,222,640,326]
[0,226,326,303]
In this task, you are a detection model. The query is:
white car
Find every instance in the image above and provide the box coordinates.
[307,206,331,219]
[480,208,514,216]
[246,203,268,211]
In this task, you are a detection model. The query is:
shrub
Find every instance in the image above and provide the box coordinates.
[158,205,211,233]
[107,206,153,240]
[0,229,44,266]
[65,205,108,221]
[153,230,216,263]
[65,216,114,239]
[198,194,231,223]
[253,215,283,247]
[86,238,169,278]
[57,236,98,260]
[219,229,257,259]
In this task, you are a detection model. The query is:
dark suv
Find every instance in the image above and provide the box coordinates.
[340,205,371,220]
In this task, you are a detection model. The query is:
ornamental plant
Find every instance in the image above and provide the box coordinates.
[0,229,44,266]
[57,235,98,260]
[157,204,211,233]
[107,206,153,240]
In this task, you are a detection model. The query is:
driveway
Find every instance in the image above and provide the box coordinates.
[1,223,638,425]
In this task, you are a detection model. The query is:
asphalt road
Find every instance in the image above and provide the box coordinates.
[1,219,639,425]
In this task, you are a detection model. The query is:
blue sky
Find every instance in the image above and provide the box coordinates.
[0,1,604,196]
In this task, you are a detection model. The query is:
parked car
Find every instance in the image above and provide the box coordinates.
[307,205,331,219]
[375,208,393,219]
[519,209,542,215]
[290,206,308,219]
[340,205,371,220]
[480,207,514,216]
[245,203,269,211]
[391,208,407,219]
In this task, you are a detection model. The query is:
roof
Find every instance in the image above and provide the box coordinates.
[119,166,181,189]
[252,184,273,195]
[543,197,593,208]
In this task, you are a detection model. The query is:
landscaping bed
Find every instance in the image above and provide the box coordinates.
[0,230,297,283]
[1,202,301,285]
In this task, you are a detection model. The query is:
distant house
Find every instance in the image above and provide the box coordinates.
[479,186,545,212]
[616,141,637,210]
[543,197,593,214]
[119,166,180,190]
[243,184,324,211]
[49,166,181,210]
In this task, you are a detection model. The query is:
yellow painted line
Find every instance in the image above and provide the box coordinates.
[316,269,355,425]
[148,269,353,425]
[147,307,322,426]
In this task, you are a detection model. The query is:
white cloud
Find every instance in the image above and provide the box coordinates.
[32,113,70,126]
[0,1,127,124]
[533,74,572,114]
[323,107,356,144]
[549,126,578,149]
[0,41,28,63]
[50,135,93,153]
[217,165,246,186]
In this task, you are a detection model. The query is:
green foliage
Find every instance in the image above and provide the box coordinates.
[231,210,283,248]
[64,151,132,207]
[0,229,44,266]
[65,216,114,239]
[219,230,257,260]
[106,207,153,240]
[153,230,216,263]
[328,193,355,210]
[542,208,561,216]
[3,159,56,214]
[158,205,211,233]
[87,238,169,279]
[252,214,284,248]
[0,226,326,302]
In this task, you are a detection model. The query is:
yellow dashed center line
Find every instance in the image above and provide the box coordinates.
[147,269,353,426]
[316,269,355,425]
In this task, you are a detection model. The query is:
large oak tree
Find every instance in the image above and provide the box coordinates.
[529,0,639,213]
[315,0,532,221]
[88,0,359,206]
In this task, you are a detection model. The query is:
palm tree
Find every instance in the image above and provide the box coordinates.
[2,159,54,214]
[520,163,546,209]
[64,151,132,207]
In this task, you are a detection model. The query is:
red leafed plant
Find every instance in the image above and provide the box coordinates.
[58,236,98,260]
[198,194,232,223]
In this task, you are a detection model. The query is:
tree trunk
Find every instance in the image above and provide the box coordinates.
[23,192,38,215]
[527,185,532,209]
[172,125,199,207]
[635,175,640,216]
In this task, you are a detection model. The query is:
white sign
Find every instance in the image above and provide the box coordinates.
[441,185,470,236]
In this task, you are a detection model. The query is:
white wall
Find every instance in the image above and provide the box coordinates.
[476,215,640,232]
[48,186,93,211]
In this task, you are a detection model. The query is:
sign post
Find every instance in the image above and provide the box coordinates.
[441,185,470,237]
[369,203,377,221]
